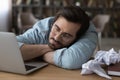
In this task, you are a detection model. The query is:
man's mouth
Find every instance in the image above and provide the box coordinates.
[51,38,62,46]
[49,38,63,49]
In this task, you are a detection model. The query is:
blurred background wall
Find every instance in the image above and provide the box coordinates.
[0,0,12,32]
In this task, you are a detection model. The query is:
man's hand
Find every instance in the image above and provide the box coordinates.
[43,51,55,64]
[20,44,53,61]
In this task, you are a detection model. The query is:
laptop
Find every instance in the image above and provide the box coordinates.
[0,32,48,74]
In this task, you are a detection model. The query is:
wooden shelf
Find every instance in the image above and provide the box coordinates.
[12,0,120,37]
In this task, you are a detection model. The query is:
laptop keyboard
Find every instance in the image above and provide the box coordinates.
[25,65,36,71]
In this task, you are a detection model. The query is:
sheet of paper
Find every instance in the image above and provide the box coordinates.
[81,48,120,80]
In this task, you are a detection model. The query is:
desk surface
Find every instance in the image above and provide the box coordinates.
[0,65,119,80]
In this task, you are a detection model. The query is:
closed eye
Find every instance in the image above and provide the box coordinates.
[54,24,60,32]
[62,33,72,38]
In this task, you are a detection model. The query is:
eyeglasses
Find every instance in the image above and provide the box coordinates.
[52,25,73,42]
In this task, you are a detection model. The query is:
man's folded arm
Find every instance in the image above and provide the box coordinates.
[16,17,54,61]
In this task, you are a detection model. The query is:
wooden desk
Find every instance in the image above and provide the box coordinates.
[0,65,119,80]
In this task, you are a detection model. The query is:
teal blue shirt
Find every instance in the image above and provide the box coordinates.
[17,17,98,69]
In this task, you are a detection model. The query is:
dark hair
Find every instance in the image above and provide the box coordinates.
[53,5,90,41]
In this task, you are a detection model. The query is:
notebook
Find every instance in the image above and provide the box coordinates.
[0,32,48,74]
[107,62,120,76]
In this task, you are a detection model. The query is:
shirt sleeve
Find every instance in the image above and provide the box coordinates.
[16,17,53,48]
[53,22,98,69]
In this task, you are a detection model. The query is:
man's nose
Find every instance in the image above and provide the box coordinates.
[54,33,61,41]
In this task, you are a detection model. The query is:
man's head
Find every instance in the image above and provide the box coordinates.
[49,6,90,50]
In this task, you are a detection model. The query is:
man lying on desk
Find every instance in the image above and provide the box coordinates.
[17,5,98,69]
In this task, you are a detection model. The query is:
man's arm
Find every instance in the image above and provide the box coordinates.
[20,44,53,61]
[16,17,55,61]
